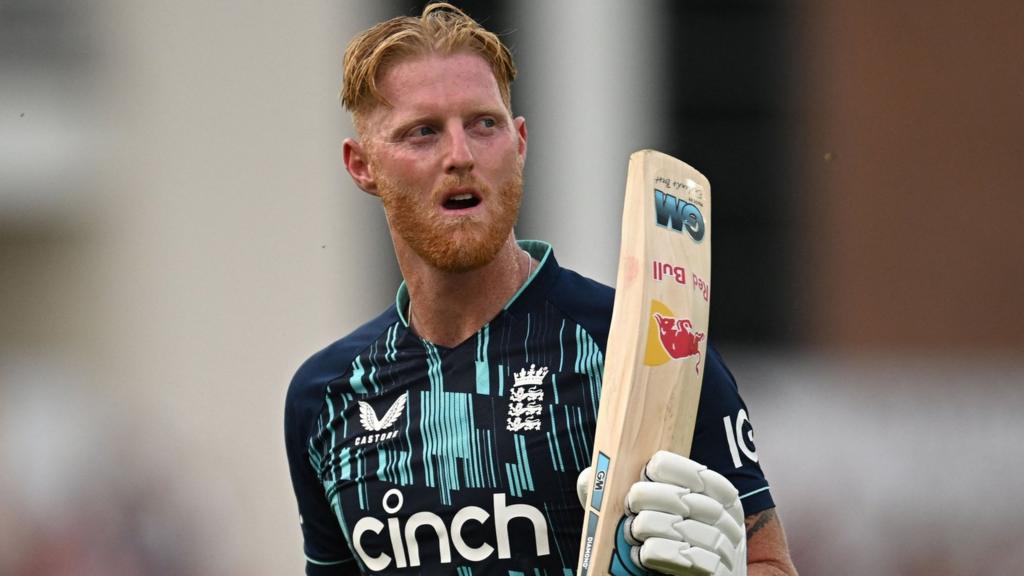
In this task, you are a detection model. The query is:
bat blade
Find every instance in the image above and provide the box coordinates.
[576,150,712,575]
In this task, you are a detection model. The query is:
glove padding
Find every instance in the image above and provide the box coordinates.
[577,451,746,576]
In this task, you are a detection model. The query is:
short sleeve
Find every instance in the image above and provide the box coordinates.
[689,345,775,516]
[285,372,357,574]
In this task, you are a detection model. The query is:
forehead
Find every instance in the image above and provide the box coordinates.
[374,52,505,117]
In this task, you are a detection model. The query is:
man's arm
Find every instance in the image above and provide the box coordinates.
[746,508,798,575]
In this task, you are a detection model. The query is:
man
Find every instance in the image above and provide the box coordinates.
[285,4,797,575]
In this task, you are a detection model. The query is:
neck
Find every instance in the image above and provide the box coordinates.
[398,236,535,347]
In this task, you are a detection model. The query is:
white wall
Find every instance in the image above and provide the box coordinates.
[516,0,665,285]
[2,2,1021,575]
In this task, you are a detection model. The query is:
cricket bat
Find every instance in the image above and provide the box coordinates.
[576,149,712,575]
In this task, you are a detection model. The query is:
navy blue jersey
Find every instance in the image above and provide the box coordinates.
[285,241,772,575]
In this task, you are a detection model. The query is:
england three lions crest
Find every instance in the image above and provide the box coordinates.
[506,364,547,432]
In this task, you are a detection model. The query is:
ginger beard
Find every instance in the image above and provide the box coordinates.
[375,156,524,273]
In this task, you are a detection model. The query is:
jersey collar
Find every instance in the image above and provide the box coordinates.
[394,240,555,328]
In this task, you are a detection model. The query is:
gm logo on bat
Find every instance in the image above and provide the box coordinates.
[653,188,705,242]
[590,453,611,511]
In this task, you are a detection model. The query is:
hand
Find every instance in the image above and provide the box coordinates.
[577,451,746,576]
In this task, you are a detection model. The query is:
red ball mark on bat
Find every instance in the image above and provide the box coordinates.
[652,313,704,372]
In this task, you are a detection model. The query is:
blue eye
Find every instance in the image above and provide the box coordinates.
[480,118,496,128]
[416,126,435,137]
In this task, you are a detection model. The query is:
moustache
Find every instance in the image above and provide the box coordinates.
[432,175,491,200]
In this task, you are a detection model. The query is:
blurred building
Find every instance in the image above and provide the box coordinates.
[1,1,1021,575]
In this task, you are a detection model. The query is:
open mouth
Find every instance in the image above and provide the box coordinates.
[442,191,481,211]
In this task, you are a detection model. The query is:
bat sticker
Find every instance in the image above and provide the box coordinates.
[643,300,704,372]
[590,452,611,512]
[653,188,705,242]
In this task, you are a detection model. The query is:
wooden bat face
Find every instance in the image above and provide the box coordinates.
[577,150,712,575]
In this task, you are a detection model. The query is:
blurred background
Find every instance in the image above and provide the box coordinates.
[1,0,1021,574]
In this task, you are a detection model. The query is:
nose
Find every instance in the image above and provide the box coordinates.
[443,126,474,175]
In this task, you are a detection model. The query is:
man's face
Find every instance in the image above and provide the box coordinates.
[356,52,527,273]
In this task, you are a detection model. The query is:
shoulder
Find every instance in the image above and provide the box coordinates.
[284,306,401,435]
[694,345,744,430]
[691,346,776,514]
[546,265,616,350]
[701,345,740,397]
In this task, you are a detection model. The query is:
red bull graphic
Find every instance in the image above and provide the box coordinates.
[691,272,710,302]
[644,300,705,372]
[652,314,704,360]
[652,260,709,303]
[652,260,687,285]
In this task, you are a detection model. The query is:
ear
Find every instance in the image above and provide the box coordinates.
[514,116,528,159]
[343,138,378,196]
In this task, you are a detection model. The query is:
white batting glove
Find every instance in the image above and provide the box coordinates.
[577,451,746,576]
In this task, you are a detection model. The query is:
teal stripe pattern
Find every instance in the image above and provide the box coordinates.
[545,407,566,472]
[740,486,771,500]
[543,502,568,569]
[503,433,536,498]
[302,275,627,573]
[523,314,531,364]
[562,404,581,471]
[366,340,381,393]
[348,356,368,395]
[548,403,593,474]
[420,340,500,505]
[355,447,367,509]
[310,434,362,572]
[385,323,399,363]
[574,325,604,420]
[476,325,491,395]
[558,319,566,372]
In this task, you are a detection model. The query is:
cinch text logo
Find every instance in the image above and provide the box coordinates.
[352,489,551,571]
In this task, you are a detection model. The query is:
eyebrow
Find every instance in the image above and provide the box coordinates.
[387,114,440,140]
[385,107,509,140]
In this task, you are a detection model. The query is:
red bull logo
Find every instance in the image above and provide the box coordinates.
[652,313,704,360]
[644,300,705,372]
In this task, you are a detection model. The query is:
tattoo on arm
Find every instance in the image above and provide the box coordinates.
[745,508,777,540]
